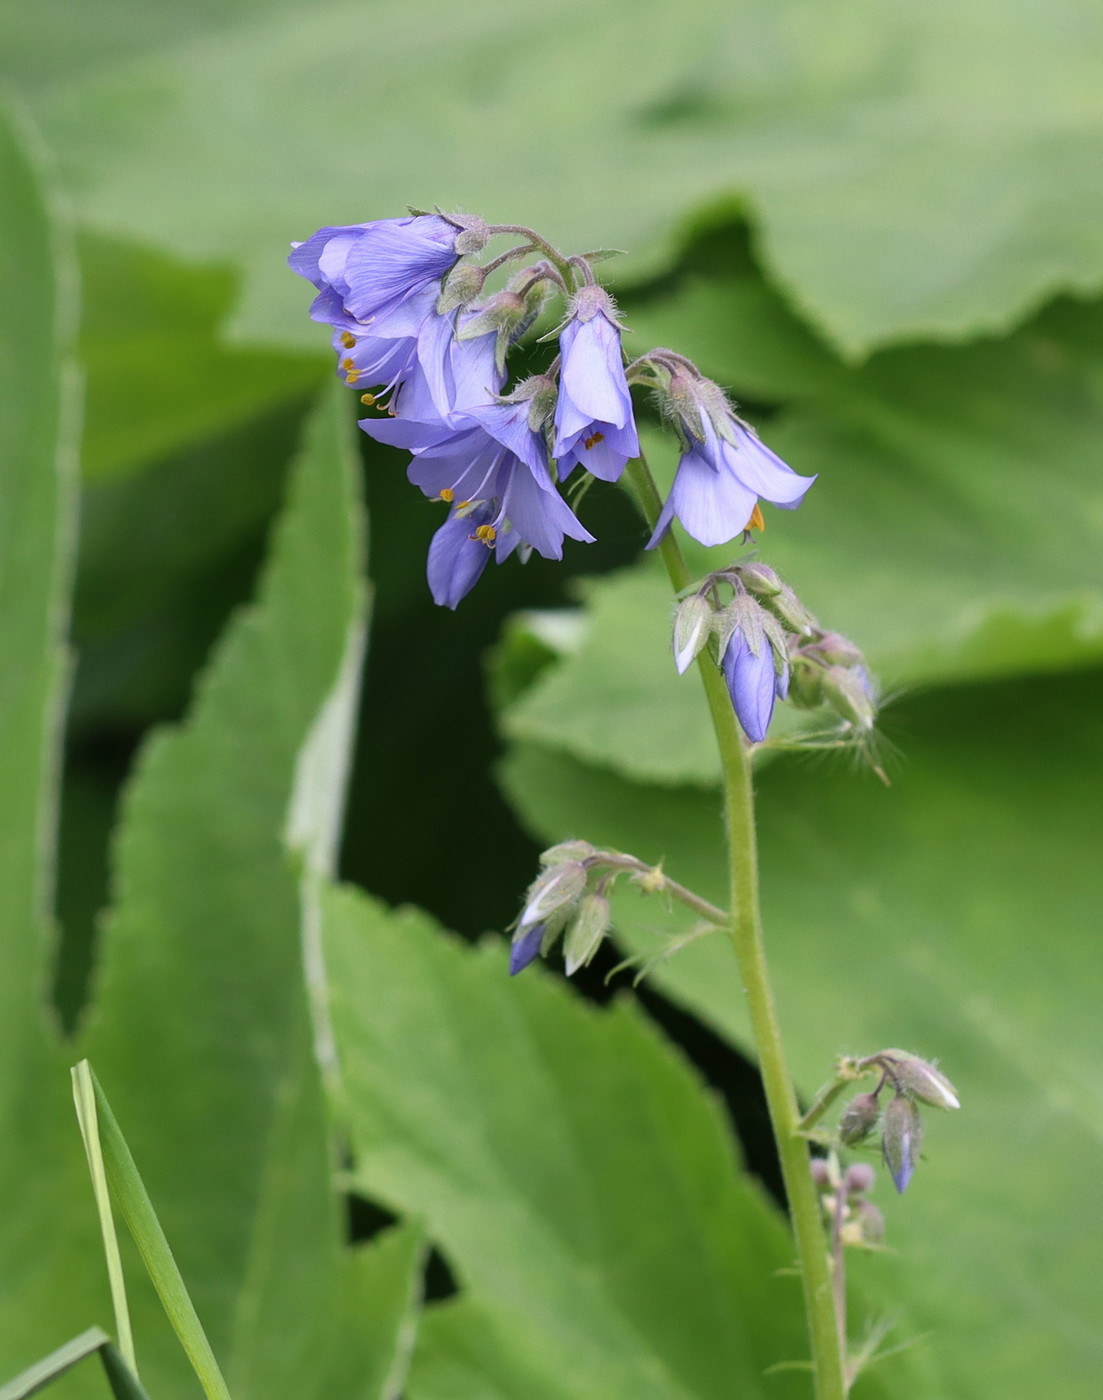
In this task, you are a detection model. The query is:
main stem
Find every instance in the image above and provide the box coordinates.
[625,458,847,1400]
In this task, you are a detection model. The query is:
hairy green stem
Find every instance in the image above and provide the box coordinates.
[624,456,847,1400]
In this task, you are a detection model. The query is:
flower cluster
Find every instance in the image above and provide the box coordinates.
[670,561,878,746]
[834,1049,960,1193]
[289,211,811,609]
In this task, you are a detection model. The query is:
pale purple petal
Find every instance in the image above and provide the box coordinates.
[510,924,544,975]
[650,444,758,548]
[558,312,632,428]
[722,632,779,743]
[462,400,548,479]
[500,463,594,559]
[720,426,816,508]
[427,507,494,609]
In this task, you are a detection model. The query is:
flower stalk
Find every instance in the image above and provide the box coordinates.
[624,454,848,1400]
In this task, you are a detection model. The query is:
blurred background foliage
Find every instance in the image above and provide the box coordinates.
[0,3,1101,1399]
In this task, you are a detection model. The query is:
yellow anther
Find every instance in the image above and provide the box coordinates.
[340,357,356,370]
[359,393,377,406]
[583,431,606,450]
[474,524,497,543]
[345,370,360,385]
[439,488,455,503]
[339,331,356,349]
[747,503,765,532]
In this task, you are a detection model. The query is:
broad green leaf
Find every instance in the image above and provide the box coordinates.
[324,886,928,1399]
[0,99,98,1379]
[80,384,370,1400]
[13,0,1103,352]
[325,1225,427,1400]
[78,233,323,483]
[498,667,1103,1399]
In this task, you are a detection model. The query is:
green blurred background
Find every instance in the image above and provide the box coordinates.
[2,2,1102,1398]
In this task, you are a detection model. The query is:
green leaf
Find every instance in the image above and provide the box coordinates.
[498,667,1103,1399]
[78,233,324,483]
[14,0,1103,352]
[0,97,99,1379]
[326,1225,427,1400]
[80,383,370,1400]
[324,885,928,1399]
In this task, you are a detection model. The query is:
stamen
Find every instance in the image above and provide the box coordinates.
[438,488,455,503]
[473,524,497,544]
[747,503,765,532]
[339,332,356,349]
[346,369,360,384]
[583,431,606,450]
[340,357,356,370]
[360,393,377,406]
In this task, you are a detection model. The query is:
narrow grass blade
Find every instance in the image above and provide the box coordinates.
[0,1329,109,1400]
[97,1344,155,1400]
[71,1064,135,1372]
[73,1061,233,1400]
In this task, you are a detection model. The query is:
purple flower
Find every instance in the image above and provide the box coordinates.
[426,500,520,610]
[648,378,815,549]
[362,379,593,602]
[289,215,460,329]
[721,624,789,744]
[553,286,639,483]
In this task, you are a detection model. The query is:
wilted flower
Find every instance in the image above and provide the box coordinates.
[648,372,814,549]
[553,285,639,483]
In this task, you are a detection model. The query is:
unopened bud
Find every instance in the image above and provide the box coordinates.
[838,1092,880,1146]
[759,582,816,636]
[509,923,544,976]
[843,1162,875,1196]
[540,840,596,867]
[520,861,586,928]
[881,1052,960,1110]
[450,215,491,255]
[821,665,877,730]
[882,1094,923,1193]
[808,631,865,668]
[437,262,486,313]
[855,1200,885,1245]
[738,563,783,599]
[787,658,825,709]
[563,893,612,975]
[672,595,713,674]
[810,1158,832,1190]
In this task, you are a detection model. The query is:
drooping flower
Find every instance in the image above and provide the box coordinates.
[289,215,463,328]
[648,371,815,548]
[362,378,593,603]
[720,612,789,743]
[553,285,639,483]
[425,500,520,610]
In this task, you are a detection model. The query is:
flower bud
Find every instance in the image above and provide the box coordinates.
[509,923,544,976]
[882,1052,960,1110]
[520,861,587,929]
[855,1200,885,1245]
[738,563,783,599]
[563,893,612,975]
[821,665,877,730]
[437,262,486,313]
[809,1157,832,1190]
[843,1162,875,1196]
[672,595,713,675]
[838,1092,880,1146]
[449,215,491,255]
[881,1094,923,1193]
[759,582,817,636]
[808,631,865,668]
[786,657,825,709]
[540,840,596,867]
